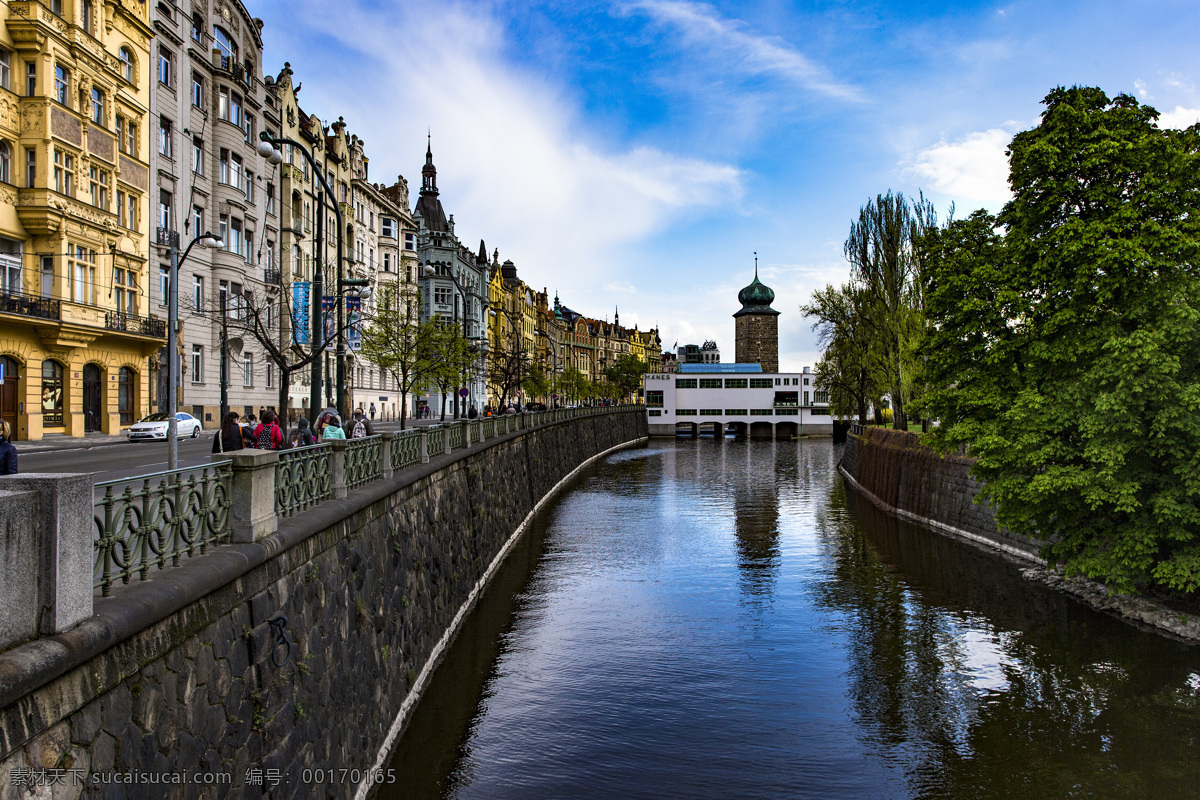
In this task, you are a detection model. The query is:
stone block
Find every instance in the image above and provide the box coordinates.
[224,451,279,543]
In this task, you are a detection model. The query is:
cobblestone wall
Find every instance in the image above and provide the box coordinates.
[839,428,1041,560]
[0,411,647,800]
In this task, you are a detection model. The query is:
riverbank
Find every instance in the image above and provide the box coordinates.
[839,428,1200,643]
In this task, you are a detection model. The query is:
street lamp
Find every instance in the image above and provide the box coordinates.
[166,230,222,471]
[422,264,480,419]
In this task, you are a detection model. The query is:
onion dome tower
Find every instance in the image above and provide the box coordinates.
[733,256,780,372]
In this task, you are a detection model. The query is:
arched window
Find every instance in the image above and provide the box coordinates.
[118,367,135,424]
[0,141,9,184]
[212,26,237,61]
[41,360,64,425]
[118,47,134,83]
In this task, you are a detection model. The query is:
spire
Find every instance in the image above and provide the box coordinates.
[421,134,437,195]
[614,305,619,327]
[754,251,758,280]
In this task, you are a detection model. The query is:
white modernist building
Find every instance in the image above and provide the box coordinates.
[643,364,833,438]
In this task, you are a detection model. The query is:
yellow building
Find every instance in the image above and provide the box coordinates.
[1,0,157,440]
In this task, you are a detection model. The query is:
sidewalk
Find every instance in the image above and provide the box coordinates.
[17,432,136,454]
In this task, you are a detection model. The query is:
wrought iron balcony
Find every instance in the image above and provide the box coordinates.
[157,227,180,248]
[105,311,167,338]
[0,290,61,321]
[263,268,282,285]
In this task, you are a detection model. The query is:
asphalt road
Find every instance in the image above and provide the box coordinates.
[21,435,224,486]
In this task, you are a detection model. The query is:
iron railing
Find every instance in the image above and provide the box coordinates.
[392,428,421,470]
[0,290,61,321]
[93,462,233,596]
[106,311,167,337]
[427,425,445,457]
[447,422,464,451]
[481,418,495,439]
[275,443,332,516]
[263,268,282,285]
[345,435,382,489]
[469,419,480,443]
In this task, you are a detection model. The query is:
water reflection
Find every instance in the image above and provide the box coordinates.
[382,440,1200,800]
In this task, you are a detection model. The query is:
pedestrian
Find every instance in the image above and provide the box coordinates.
[212,412,245,454]
[0,420,17,475]
[241,414,258,448]
[468,405,477,419]
[288,417,316,448]
[322,415,346,440]
[255,410,285,450]
[369,403,376,421]
[344,409,375,439]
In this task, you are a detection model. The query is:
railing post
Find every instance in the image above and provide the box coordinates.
[380,432,395,479]
[419,427,430,463]
[464,420,473,447]
[227,450,280,543]
[329,439,348,499]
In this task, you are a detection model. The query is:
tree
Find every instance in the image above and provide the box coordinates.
[801,282,886,422]
[360,281,435,429]
[844,191,936,430]
[557,367,591,405]
[426,320,477,420]
[522,366,550,403]
[486,315,529,409]
[920,86,1200,593]
[603,354,648,401]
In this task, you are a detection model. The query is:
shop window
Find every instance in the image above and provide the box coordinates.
[41,360,64,425]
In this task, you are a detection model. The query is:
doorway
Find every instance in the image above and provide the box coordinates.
[0,356,18,439]
[83,364,102,432]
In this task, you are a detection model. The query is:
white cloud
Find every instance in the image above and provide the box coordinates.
[623,0,861,102]
[1159,106,1200,129]
[259,0,742,306]
[604,282,638,293]
[903,128,1014,208]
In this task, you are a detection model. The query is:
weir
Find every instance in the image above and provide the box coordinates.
[0,408,647,799]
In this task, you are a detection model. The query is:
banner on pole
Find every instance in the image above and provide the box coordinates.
[321,296,336,348]
[292,282,310,344]
[346,296,362,351]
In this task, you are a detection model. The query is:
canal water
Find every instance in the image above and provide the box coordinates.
[381,439,1200,800]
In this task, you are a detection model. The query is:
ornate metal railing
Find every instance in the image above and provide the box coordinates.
[345,435,382,489]
[481,418,495,439]
[93,462,233,596]
[392,428,421,470]
[427,425,445,457]
[275,443,332,517]
[447,422,464,451]
[106,311,167,338]
[469,420,480,443]
[0,290,61,321]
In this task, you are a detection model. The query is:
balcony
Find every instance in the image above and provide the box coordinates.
[0,290,61,322]
[263,269,282,286]
[157,227,180,248]
[105,311,167,338]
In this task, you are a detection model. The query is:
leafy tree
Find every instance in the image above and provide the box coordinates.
[360,281,435,429]
[426,319,477,421]
[920,86,1200,593]
[801,282,886,422]
[557,367,591,405]
[522,366,550,403]
[603,354,648,401]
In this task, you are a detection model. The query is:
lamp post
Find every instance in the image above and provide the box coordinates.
[165,230,222,472]
[422,264,480,419]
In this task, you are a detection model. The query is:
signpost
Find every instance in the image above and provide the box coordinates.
[458,388,469,398]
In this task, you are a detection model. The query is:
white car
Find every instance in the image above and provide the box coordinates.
[127,412,203,441]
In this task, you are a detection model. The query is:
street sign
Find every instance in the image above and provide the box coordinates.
[458,388,469,398]
[0,363,5,384]
[551,393,558,400]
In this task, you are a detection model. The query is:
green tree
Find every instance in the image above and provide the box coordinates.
[426,319,477,420]
[801,282,886,422]
[360,281,435,429]
[603,354,648,402]
[522,366,550,403]
[920,86,1200,593]
[558,367,591,405]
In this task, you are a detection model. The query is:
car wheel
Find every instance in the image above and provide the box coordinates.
[191,425,200,439]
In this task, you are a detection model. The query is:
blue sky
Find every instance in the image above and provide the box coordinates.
[254,0,1200,370]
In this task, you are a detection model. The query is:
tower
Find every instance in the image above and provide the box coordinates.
[733,258,780,372]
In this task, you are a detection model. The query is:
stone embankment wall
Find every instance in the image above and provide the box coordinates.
[0,411,647,800]
[840,427,1200,641]
[839,427,1040,561]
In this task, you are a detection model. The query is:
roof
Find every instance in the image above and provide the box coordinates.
[678,363,763,373]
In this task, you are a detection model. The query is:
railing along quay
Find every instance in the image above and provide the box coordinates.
[91,406,641,590]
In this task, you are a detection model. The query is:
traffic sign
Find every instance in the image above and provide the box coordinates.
[551,393,558,400]
[458,388,469,398]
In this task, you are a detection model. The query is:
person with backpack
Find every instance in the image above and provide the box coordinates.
[343,409,375,439]
[321,414,346,440]
[212,412,245,454]
[288,417,316,449]
[255,410,284,450]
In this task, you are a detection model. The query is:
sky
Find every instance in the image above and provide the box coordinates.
[253,0,1200,371]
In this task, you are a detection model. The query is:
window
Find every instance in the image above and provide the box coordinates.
[41,361,64,425]
[219,148,229,183]
[218,213,228,245]
[228,217,242,255]
[191,136,203,175]
[231,153,242,189]
[404,232,415,251]
[230,92,242,127]
[242,353,252,387]
[218,280,228,314]
[53,149,73,194]
[814,391,829,404]
[54,65,68,105]
[116,189,126,227]
[159,265,169,306]
[115,117,125,152]
[244,170,254,203]
[0,49,9,90]
[725,379,747,388]
[191,12,203,42]
[126,193,137,230]
[339,182,347,203]
[40,256,52,298]
[213,26,237,60]
[2,250,19,294]
[265,182,274,214]
[699,409,721,417]
[125,119,137,156]
[381,217,395,238]
[80,0,93,33]
[158,50,172,87]
[241,224,252,262]
[698,378,721,389]
[192,275,203,310]
[118,367,135,424]
[804,377,810,385]
[0,142,9,184]
[804,391,810,406]
[26,62,36,96]
[113,267,136,315]
[265,362,274,388]
[243,113,254,143]
[158,117,172,157]
[191,73,202,106]
[68,245,96,304]
[119,47,134,82]
[158,189,172,231]
[434,287,450,305]
[749,378,773,388]
[190,205,202,238]
[382,252,391,272]
[25,148,35,188]
[750,409,773,416]
[292,244,301,275]
[88,166,108,208]
[646,391,663,408]
[191,345,203,383]
[265,240,274,269]
[218,87,229,120]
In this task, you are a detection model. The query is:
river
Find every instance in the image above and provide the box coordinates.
[380,439,1199,800]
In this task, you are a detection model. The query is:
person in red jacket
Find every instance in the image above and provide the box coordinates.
[254,410,285,450]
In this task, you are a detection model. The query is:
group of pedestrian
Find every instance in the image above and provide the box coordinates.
[211,407,376,453]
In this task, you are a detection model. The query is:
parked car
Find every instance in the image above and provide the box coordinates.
[127,412,203,441]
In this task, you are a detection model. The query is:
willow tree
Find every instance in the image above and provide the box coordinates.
[801,282,885,423]
[844,191,936,430]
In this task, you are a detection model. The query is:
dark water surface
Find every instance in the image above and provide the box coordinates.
[380,440,1200,800]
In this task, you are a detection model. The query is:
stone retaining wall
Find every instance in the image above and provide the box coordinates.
[0,410,647,800]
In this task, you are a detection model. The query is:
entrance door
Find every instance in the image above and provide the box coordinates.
[83,364,102,432]
[0,356,18,438]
